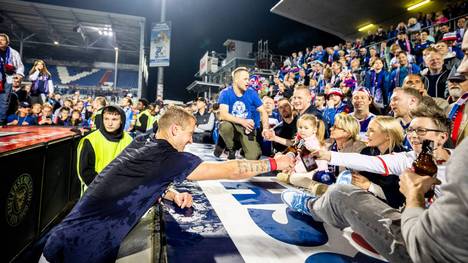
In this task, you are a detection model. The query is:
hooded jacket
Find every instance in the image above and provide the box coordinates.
[77,106,133,195]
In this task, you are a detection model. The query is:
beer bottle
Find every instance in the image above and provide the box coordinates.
[412,139,437,198]
[282,139,318,172]
[282,139,302,158]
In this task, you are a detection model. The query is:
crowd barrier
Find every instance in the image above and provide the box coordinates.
[0,126,81,262]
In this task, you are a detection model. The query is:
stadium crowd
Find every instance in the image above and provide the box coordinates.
[1,3,468,262]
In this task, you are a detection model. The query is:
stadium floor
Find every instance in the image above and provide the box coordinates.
[156,143,387,263]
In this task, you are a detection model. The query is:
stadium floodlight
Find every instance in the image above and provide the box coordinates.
[358,23,374,32]
[407,0,430,11]
[53,41,59,45]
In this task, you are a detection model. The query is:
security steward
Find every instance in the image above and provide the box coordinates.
[134,98,152,135]
[77,105,132,195]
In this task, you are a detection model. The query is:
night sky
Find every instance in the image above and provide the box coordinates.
[25,0,342,101]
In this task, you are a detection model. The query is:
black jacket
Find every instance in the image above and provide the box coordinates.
[79,106,127,186]
[359,145,407,209]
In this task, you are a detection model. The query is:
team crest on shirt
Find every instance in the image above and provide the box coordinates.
[231,101,248,118]
[6,173,33,227]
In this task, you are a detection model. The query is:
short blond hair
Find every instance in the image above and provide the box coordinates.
[231,67,249,80]
[370,116,404,152]
[334,114,360,141]
[157,105,196,130]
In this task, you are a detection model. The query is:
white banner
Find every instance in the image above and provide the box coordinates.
[199,52,209,76]
[149,22,171,67]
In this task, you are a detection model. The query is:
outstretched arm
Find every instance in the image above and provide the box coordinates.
[187,155,294,181]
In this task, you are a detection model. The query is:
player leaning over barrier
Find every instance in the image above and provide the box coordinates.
[40,106,294,263]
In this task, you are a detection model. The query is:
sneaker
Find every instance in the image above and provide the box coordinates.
[281,189,316,216]
[336,170,353,184]
[213,145,224,157]
[227,149,236,160]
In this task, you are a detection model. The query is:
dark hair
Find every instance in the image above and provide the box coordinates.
[60,107,71,113]
[71,109,82,120]
[397,50,408,57]
[139,98,149,108]
[212,103,220,111]
[103,106,121,116]
[316,92,326,98]
[196,97,207,103]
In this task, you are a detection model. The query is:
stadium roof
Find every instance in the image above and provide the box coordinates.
[271,0,446,41]
[0,0,145,63]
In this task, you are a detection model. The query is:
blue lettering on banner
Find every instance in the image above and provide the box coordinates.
[221,181,328,246]
[306,252,387,263]
[248,207,328,246]
[221,181,285,205]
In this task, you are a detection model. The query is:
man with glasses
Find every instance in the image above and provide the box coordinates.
[281,109,453,262]
[282,22,468,257]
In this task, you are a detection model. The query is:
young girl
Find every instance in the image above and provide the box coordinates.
[70,109,83,127]
[272,114,330,196]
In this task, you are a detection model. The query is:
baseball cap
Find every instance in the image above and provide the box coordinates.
[442,32,457,42]
[19,101,31,108]
[447,67,466,82]
[352,87,372,97]
[327,87,343,97]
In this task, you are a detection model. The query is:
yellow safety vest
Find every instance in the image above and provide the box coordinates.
[77,130,133,196]
[90,108,103,130]
[136,109,153,131]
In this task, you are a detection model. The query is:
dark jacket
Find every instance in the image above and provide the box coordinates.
[78,106,127,186]
[359,145,407,209]
[422,68,450,98]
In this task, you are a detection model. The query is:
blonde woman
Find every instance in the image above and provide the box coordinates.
[29,59,53,104]
[352,116,407,208]
[326,114,367,185]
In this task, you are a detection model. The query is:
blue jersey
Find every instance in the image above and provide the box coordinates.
[218,86,263,128]
[7,114,36,125]
[43,135,202,263]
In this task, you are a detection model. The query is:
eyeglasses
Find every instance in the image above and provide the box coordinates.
[331,125,345,131]
[406,127,444,136]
